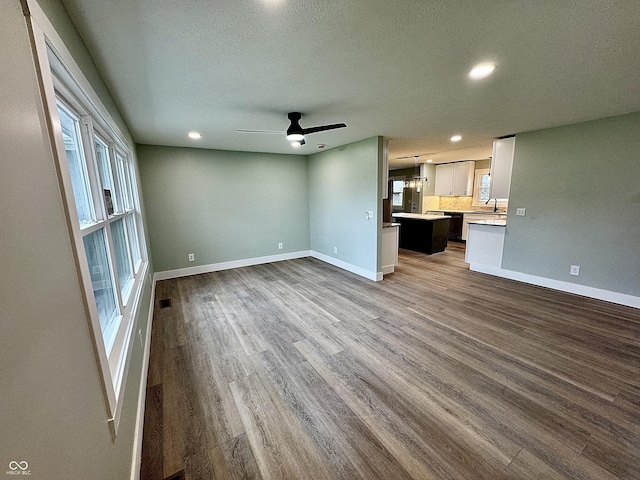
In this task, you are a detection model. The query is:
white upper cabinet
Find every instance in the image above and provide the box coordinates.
[434,164,454,196]
[435,161,475,196]
[489,136,516,199]
[452,161,475,196]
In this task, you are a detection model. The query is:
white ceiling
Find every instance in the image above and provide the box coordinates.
[59,0,640,168]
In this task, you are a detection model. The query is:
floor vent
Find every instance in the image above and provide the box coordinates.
[160,298,172,309]
[163,471,185,480]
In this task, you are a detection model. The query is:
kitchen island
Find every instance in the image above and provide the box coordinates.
[392,213,451,254]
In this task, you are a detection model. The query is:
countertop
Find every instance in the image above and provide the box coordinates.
[382,222,401,228]
[467,219,507,227]
[392,213,451,220]
[426,209,507,215]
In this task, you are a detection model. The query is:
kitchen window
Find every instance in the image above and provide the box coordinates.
[472,168,491,206]
[392,180,404,206]
[472,167,509,209]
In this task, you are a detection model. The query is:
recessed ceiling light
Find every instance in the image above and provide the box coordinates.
[450,135,462,142]
[188,131,201,139]
[426,159,433,163]
[291,141,302,148]
[469,63,496,80]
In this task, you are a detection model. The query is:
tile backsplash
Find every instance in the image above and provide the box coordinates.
[424,195,508,212]
[439,196,474,210]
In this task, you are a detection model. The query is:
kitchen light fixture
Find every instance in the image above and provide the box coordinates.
[403,155,429,190]
[188,131,201,139]
[291,141,302,148]
[426,159,433,163]
[450,135,462,142]
[469,63,496,80]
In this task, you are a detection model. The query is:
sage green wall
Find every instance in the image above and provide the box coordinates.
[502,112,640,296]
[137,145,310,272]
[309,136,382,275]
[1,2,153,478]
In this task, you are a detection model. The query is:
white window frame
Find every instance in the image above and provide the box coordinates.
[472,168,508,209]
[27,4,149,438]
[392,180,404,207]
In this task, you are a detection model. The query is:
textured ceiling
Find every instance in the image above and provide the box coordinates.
[59,0,640,168]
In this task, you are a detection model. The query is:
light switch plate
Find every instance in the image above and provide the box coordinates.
[516,208,526,216]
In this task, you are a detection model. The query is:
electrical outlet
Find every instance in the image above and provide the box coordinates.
[188,253,195,262]
[516,208,526,216]
[278,242,283,250]
[333,247,338,254]
[570,265,580,276]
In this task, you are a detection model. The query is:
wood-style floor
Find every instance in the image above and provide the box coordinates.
[141,244,640,480]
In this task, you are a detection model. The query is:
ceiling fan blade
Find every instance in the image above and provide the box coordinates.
[236,129,284,134]
[302,123,347,135]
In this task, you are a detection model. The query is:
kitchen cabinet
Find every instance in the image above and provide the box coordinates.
[381,223,399,274]
[444,211,464,241]
[426,210,463,240]
[462,213,506,240]
[434,164,454,196]
[435,161,475,196]
[490,136,515,199]
[465,222,506,269]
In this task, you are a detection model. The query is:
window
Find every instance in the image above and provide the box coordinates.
[57,103,96,226]
[110,217,134,301]
[472,168,491,206]
[95,136,118,215]
[83,228,119,349]
[472,168,509,209]
[392,180,404,206]
[56,96,146,351]
[44,43,148,434]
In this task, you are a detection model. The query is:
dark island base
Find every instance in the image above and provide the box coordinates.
[396,217,450,254]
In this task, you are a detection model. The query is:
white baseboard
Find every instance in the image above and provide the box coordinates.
[154,250,384,283]
[381,265,395,275]
[154,250,312,281]
[469,263,640,309]
[310,251,381,282]
[129,278,156,480]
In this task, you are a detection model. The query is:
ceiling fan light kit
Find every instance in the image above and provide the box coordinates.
[286,133,305,142]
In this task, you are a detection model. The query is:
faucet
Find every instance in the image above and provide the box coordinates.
[485,198,498,212]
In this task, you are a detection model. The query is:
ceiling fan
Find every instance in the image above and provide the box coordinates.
[237,112,347,146]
